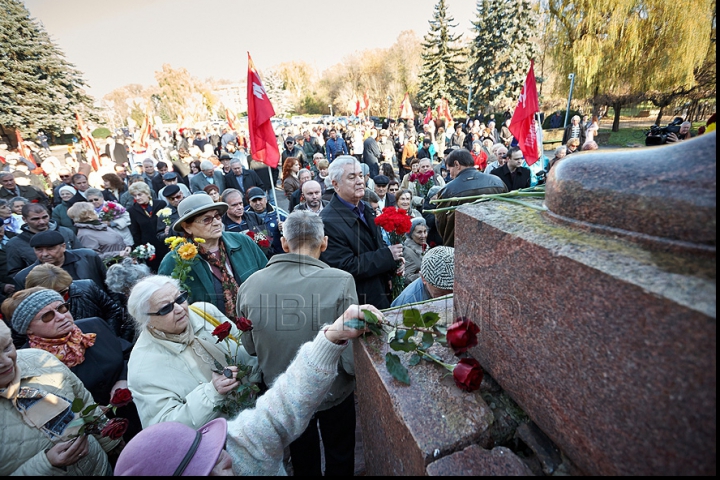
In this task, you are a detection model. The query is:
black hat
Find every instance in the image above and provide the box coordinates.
[285,136,295,144]
[163,172,178,181]
[163,184,181,198]
[373,175,390,186]
[246,187,266,201]
[30,230,65,248]
[219,153,232,161]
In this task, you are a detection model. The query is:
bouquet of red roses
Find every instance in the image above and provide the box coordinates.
[99,201,126,222]
[409,170,436,199]
[374,206,412,300]
[245,228,272,256]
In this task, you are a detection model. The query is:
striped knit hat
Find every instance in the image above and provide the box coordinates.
[420,246,455,290]
[11,289,64,335]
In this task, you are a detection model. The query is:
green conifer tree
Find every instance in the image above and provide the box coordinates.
[469,0,538,109]
[0,0,95,135]
[417,0,466,113]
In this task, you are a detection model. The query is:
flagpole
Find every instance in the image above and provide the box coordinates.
[267,164,279,209]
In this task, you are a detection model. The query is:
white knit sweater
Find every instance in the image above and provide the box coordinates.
[225,330,349,476]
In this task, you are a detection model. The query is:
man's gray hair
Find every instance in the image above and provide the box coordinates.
[554,145,567,156]
[127,275,181,331]
[229,158,242,167]
[221,188,242,203]
[282,210,325,252]
[327,155,360,184]
[298,169,312,181]
[0,172,14,180]
[106,257,151,296]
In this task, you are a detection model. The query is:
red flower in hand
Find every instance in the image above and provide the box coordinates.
[235,316,253,332]
[258,239,270,248]
[101,418,129,440]
[446,317,480,355]
[245,230,256,239]
[452,358,484,392]
[212,321,233,343]
[107,202,116,209]
[109,388,133,408]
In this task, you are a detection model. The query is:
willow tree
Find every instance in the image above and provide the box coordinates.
[547,0,714,131]
[417,0,466,112]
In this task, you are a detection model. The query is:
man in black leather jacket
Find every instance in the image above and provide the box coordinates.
[435,148,507,247]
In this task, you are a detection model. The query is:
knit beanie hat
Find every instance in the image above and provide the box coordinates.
[59,185,77,196]
[407,217,427,237]
[426,185,443,200]
[420,246,455,290]
[11,289,64,334]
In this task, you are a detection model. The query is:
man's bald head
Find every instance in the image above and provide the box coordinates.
[301,180,323,210]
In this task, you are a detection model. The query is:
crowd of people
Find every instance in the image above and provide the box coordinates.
[0,107,709,475]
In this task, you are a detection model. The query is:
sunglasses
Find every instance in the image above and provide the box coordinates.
[194,212,222,225]
[170,193,184,200]
[59,175,70,179]
[39,302,71,323]
[147,291,189,316]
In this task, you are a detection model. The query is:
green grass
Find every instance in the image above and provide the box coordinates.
[605,127,648,146]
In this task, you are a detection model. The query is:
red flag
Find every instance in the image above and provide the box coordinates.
[226,108,238,132]
[509,60,540,165]
[15,130,37,168]
[423,107,433,125]
[398,93,414,120]
[439,99,453,125]
[362,90,370,112]
[75,112,100,171]
[247,53,279,169]
[354,94,361,116]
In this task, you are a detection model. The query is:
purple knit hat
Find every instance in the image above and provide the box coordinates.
[114,418,227,476]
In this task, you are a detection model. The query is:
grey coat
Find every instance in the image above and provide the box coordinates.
[189,170,226,193]
[237,253,358,411]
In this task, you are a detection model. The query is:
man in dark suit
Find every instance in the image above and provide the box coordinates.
[371,175,396,211]
[490,147,531,192]
[0,172,49,206]
[224,158,266,198]
[319,156,403,309]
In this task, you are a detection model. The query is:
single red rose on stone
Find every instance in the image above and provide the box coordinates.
[109,388,133,408]
[446,317,480,355]
[101,418,129,440]
[452,358,484,392]
[212,321,232,343]
[235,316,253,332]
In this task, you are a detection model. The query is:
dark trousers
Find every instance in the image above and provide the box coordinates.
[367,162,379,179]
[289,392,356,476]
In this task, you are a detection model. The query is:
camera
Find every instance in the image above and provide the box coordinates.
[645,118,683,146]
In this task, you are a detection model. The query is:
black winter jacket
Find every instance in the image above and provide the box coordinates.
[67,280,125,338]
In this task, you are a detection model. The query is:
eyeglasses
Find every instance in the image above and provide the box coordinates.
[170,193,184,200]
[498,154,507,158]
[59,175,70,179]
[194,212,222,226]
[147,291,189,316]
[39,302,71,323]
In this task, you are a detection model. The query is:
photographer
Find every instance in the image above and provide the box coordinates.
[666,121,692,142]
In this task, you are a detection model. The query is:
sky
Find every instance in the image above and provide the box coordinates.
[22,0,479,98]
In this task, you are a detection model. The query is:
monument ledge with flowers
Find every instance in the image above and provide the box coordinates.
[354,133,716,476]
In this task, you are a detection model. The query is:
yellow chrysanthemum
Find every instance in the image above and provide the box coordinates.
[177,243,198,261]
[164,236,178,245]
[171,238,184,250]
[195,238,206,244]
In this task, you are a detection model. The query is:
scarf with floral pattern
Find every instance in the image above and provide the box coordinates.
[199,241,240,316]
[28,325,96,368]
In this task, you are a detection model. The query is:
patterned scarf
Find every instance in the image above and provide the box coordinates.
[199,241,239,316]
[139,201,153,217]
[28,325,97,368]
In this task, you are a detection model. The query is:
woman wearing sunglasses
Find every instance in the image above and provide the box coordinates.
[1,286,140,439]
[158,194,267,317]
[125,275,257,429]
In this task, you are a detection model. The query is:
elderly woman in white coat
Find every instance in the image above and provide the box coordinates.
[0,321,120,476]
[126,275,258,428]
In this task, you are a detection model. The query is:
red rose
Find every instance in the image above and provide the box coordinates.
[100,418,129,440]
[235,316,253,332]
[107,202,116,209]
[452,358,484,392]
[109,388,133,407]
[245,230,255,239]
[211,321,232,342]
[446,317,480,355]
[31,199,39,203]
[148,254,156,262]
[258,239,270,248]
